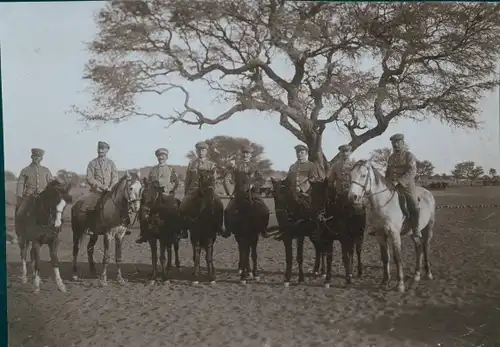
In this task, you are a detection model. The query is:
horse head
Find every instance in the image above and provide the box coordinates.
[198,168,216,197]
[113,170,143,214]
[348,159,379,206]
[35,179,72,228]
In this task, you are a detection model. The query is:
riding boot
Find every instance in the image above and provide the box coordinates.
[135,230,149,244]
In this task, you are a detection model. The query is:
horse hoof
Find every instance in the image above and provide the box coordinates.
[237,269,243,275]
[33,288,40,294]
[148,280,156,286]
[192,281,199,286]
[99,280,107,287]
[283,282,290,288]
[324,283,330,289]
[116,277,125,285]
[58,284,67,293]
[240,280,247,285]
[209,280,216,285]
[20,276,28,284]
[425,273,434,280]
[321,274,327,279]
[247,273,254,280]
[71,275,79,281]
[254,276,260,282]
[397,284,405,293]
[163,280,170,285]
[413,274,421,282]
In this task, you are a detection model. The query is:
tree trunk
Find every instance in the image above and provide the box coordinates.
[303,125,328,178]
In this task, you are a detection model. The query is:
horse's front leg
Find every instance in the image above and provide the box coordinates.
[173,233,181,270]
[324,241,334,288]
[87,234,99,277]
[149,239,158,285]
[99,233,110,287]
[19,238,29,284]
[49,237,66,292]
[283,236,293,287]
[159,238,169,283]
[296,236,305,284]
[32,242,42,293]
[191,239,201,285]
[250,238,259,281]
[115,229,126,285]
[356,233,364,277]
[376,233,391,289]
[166,234,173,271]
[392,234,405,292]
[206,239,216,284]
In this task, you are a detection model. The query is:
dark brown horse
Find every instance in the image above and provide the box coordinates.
[183,169,224,285]
[70,172,143,286]
[139,178,183,285]
[310,178,366,288]
[224,176,270,284]
[264,177,326,287]
[15,180,72,293]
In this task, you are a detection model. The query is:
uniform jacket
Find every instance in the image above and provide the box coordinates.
[224,160,265,194]
[16,164,53,197]
[329,158,355,194]
[287,160,319,193]
[184,158,217,193]
[148,164,179,193]
[385,150,417,187]
[86,157,118,193]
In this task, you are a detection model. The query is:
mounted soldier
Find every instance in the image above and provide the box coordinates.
[179,141,224,236]
[135,147,185,244]
[80,141,119,234]
[15,148,54,225]
[328,144,356,214]
[286,144,320,215]
[385,133,421,239]
[223,145,270,235]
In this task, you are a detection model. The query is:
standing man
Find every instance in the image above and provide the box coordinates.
[223,145,269,234]
[385,133,421,239]
[286,144,320,214]
[179,141,224,235]
[81,141,119,232]
[15,148,54,223]
[135,148,183,244]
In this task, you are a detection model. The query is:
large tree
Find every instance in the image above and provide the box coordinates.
[370,147,392,171]
[452,161,484,185]
[75,1,500,173]
[185,135,272,182]
[416,160,435,181]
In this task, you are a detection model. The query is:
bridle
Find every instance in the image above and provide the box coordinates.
[107,176,142,226]
[349,163,394,207]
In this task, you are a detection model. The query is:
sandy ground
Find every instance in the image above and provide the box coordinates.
[6,187,500,347]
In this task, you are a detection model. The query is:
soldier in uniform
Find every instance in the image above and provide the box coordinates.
[15,148,54,222]
[135,148,184,244]
[179,141,224,235]
[81,141,119,234]
[385,133,421,239]
[286,144,320,214]
[223,145,270,233]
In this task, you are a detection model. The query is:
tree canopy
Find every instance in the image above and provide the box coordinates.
[451,161,484,184]
[75,1,500,172]
[185,135,272,182]
[4,170,16,181]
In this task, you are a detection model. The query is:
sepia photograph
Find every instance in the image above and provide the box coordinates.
[2,1,500,346]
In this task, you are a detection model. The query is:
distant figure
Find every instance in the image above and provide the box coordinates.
[15,148,54,225]
[385,133,421,239]
[135,147,184,244]
[80,141,119,234]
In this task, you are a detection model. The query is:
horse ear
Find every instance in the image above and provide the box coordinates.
[125,170,130,179]
[136,170,141,179]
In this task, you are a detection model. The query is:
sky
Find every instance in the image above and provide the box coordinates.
[1,2,499,176]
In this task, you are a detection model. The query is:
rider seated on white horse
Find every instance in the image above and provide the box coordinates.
[383,133,421,239]
[222,145,270,234]
[135,147,184,244]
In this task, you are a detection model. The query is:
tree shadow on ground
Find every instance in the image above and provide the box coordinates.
[354,296,500,346]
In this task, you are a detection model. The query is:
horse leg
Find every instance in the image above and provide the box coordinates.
[99,233,110,287]
[392,233,405,293]
[49,237,66,292]
[115,232,126,285]
[206,239,216,284]
[324,241,334,289]
[297,236,305,284]
[159,239,169,283]
[283,236,293,287]
[72,230,84,281]
[423,220,434,280]
[412,234,423,284]
[32,242,42,293]
[87,234,99,277]
[191,239,201,284]
[250,237,259,281]
[173,234,181,270]
[166,235,173,271]
[19,237,29,284]
[356,233,364,277]
[149,239,158,285]
[312,244,321,277]
[376,233,391,288]
[239,238,249,284]
[341,239,354,285]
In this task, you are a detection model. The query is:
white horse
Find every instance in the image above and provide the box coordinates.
[347,160,436,292]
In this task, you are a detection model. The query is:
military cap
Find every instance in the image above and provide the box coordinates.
[338,144,352,152]
[241,145,254,153]
[195,141,209,149]
[155,148,169,156]
[389,133,404,142]
[31,148,45,156]
[294,144,308,152]
[97,141,110,149]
